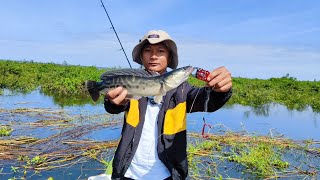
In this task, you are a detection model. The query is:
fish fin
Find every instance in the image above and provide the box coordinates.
[126,95,142,100]
[153,95,163,104]
[132,96,142,100]
[85,80,100,102]
[126,94,133,99]
[100,68,159,80]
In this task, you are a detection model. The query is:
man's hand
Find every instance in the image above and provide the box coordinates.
[105,86,129,105]
[206,66,232,92]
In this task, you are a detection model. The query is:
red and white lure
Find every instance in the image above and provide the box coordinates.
[195,67,210,82]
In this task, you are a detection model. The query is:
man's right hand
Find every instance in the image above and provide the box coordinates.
[105,86,129,106]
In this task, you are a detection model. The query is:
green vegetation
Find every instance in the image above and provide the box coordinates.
[1,59,320,111]
[228,143,289,177]
[18,155,47,168]
[190,74,320,112]
[0,60,108,95]
[187,133,319,179]
[230,77,320,112]
[0,126,13,136]
[0,59,109,105]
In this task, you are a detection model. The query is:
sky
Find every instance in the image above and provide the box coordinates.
[0,0,319,80]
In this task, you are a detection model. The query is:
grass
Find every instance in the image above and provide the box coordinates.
[228,142,289,177]
[187,132,319,179]
[0,126,13,136]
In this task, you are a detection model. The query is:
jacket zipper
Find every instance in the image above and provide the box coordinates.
[121,128,136,176]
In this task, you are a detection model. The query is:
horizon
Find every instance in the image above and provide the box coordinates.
[0,0,319,81]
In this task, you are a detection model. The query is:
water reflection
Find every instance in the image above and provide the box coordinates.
[243,104,271,118]
[42,91,97,107]
[188,103,320,140]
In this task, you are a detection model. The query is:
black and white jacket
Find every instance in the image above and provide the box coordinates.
[104,82,232,180]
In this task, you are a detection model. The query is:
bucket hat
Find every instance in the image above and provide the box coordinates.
[132,30,178,69]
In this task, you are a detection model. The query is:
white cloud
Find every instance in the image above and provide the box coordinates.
[178,41,320,80]
[1,33,319,80]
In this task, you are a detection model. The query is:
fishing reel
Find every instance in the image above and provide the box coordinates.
[194,67,210,82]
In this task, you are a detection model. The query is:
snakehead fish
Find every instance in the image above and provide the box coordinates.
[85,66,194,104]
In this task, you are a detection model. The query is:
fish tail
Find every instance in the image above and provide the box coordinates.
[85,80,100,102]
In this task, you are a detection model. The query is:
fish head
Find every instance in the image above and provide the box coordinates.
[163,66,194,89]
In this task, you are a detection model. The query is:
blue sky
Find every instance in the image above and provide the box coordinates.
[0,0,319,80]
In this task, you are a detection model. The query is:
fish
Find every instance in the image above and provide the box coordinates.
[85,66,194,104]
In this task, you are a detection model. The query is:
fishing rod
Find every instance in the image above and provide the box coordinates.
[99,0,132,68]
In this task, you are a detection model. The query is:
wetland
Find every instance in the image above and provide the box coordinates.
[0,60,319,179]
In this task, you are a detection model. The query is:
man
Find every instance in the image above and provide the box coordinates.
[104,30,232,180]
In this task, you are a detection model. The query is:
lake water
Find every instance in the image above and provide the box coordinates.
[1,90,319,140]
[0,90,319,179]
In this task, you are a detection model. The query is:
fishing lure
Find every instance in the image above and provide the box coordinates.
[195,67,210,82]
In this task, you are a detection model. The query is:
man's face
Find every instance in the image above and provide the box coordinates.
[141,43,170,74]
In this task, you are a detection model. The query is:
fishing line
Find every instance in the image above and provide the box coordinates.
[191,68,215,138]
[99,0,132,68]
[188,87,213,138]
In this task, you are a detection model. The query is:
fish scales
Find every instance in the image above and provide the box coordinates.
[109,75,162,96]
[85,66,194,103]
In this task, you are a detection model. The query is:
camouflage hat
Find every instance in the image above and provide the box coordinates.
[132,30,178,69]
